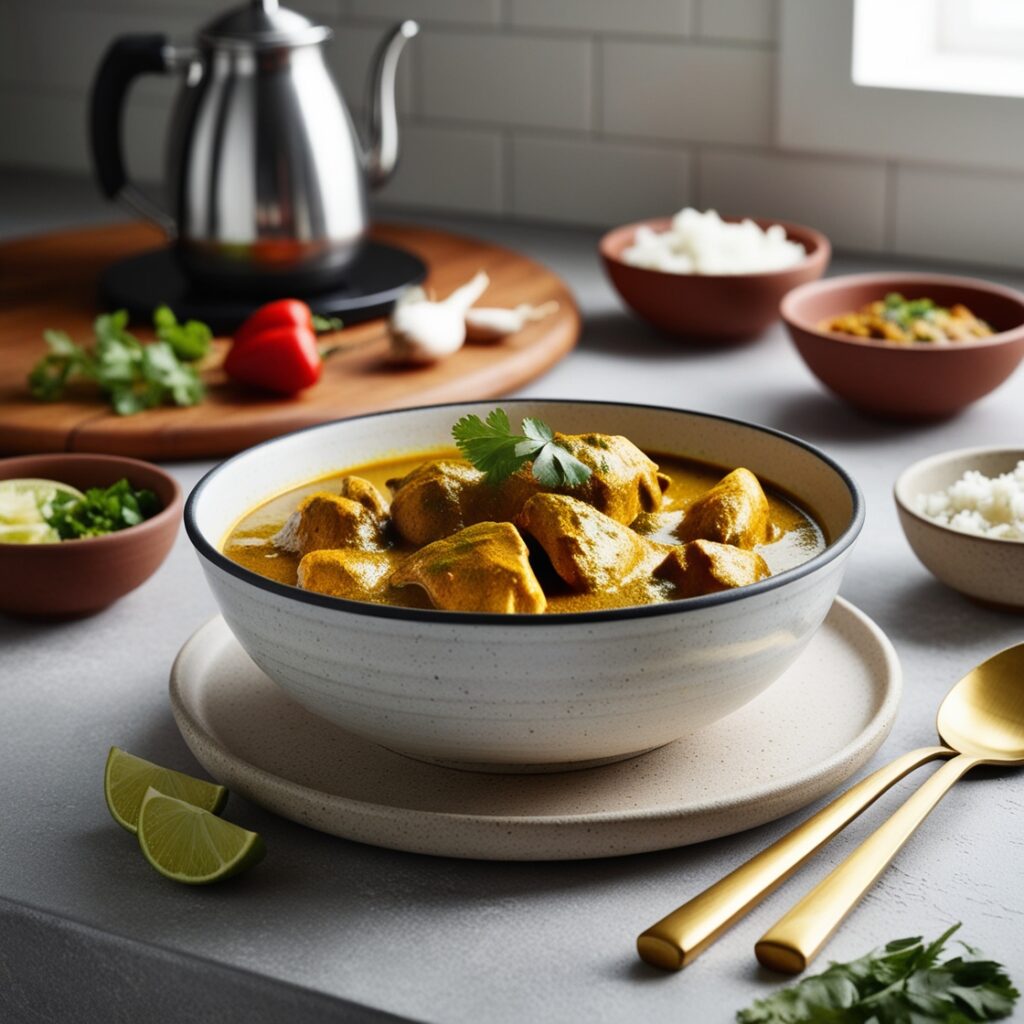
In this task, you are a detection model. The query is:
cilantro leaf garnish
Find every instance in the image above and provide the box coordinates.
[28,306,210,416]
[43,478,160,540]
[452,408,592,488]
[737,924,1019,1023]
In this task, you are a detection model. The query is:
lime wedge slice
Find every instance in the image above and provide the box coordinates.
[0,522,60,544]
[0,478,85,527]
[104,747,228,834]
[137,788,265,885]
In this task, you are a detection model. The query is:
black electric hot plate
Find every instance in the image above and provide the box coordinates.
[98,242,427,334]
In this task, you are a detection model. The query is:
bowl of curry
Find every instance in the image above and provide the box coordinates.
[782,272,1024,419]
[185,400,863,771]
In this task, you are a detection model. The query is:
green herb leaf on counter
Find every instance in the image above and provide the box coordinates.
[44,478,160,539]
[737,924,1019,1024]
[27,329,97,400]
[452,408,592,488]
[154,304,212,361]
[311,313,345,334]
[28,307,210,416]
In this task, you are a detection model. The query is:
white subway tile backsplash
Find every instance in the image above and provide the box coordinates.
[893,165,1024,270]
[3,0,1023,266]
[697,0,776,44]
[511,136,691,227]
[0,4,194,96]
[0,89,167,183]
[349,0,499,25]
[115,0,338,13]
[508,0,692,37]
[698,149,888,251]
[420,31,591,130]
[376,122,503,214]
[602,41,773,145]
[326,23,415,114]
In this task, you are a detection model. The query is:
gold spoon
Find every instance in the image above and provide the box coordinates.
[756,642,1024,974]
[637,644,1024,971]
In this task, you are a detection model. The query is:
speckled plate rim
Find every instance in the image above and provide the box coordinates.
[169,597,902,860]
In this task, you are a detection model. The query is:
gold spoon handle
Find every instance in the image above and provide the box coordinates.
[636,745,951,970]
[755,752,980,974]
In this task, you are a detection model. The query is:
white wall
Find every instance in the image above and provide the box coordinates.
[1,0,1021,268]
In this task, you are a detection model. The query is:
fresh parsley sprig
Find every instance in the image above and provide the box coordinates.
[28,307,210,416]
[451,408,592,488]
[738,924,1018,1024]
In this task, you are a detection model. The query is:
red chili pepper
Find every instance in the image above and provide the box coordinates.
[225,321,322,396]
[226,301,347,395]
[233,299,316,349]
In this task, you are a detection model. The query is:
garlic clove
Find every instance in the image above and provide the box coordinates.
[388,272,491,365]
[465,301,559,343]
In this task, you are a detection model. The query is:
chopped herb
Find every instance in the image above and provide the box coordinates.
[28,307,210,416]
[738,925,1018,1024]
[153,304,212,361]
[451,408,592,488]
[43,478,160,540]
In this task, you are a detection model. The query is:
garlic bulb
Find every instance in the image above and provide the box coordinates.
[464,301,559,343]
[389,271,490,365]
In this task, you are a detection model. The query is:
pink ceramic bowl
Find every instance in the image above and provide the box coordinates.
[600,215,830,342]
[782,272,1024,420]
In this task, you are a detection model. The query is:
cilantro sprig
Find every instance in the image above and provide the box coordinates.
[44,478,160,540]
[738,925,1018,1023]
[452,408,592,488]
[28,306,210,416]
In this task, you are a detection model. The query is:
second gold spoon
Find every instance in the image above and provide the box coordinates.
[756,642,1024,974]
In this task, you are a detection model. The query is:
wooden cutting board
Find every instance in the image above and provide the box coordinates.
[0,223,579,460]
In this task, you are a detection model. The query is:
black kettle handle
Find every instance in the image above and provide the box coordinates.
[89,34,171,216]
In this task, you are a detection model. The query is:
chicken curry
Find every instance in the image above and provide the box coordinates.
[223,418,825,615]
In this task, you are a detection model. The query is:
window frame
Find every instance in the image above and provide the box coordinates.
[777,0,1024,172]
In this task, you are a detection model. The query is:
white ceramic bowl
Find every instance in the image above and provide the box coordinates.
[185,401,864,771]
[895,447,1024,610]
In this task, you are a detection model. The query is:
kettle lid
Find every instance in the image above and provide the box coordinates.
[200,0,330,50]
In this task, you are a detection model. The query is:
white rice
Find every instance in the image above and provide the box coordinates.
[621,207,807,275]
[914,461,1024,540]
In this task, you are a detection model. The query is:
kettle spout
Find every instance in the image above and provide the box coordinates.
[365,20,419,188]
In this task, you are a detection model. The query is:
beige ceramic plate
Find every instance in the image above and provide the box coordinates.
[169,598,900,861]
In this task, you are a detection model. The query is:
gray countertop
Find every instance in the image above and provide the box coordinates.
[2,170,1023,1024]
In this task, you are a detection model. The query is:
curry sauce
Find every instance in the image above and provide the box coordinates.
[223,447,825,614]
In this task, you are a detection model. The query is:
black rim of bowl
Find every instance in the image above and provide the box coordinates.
[184,399,865,626]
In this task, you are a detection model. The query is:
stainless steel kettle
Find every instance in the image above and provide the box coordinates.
[89,0,418,294]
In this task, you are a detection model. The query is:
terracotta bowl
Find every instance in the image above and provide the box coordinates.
[599,216,830,341]
[895,447,1024,610]
[782,273,1024,419]
[0,454,182,618]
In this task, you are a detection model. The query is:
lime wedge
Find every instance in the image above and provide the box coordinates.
[0,522,60,544]
[137,788,265,885]
[104,747,228,834]
[0,478,85,528]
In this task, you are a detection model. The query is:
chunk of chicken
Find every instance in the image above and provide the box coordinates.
[298,549,395,599]
[517,493,658,592]
[391,521,547,614]
[388,433,667,546]
[655,540,770,598]
[337,475,389,518]
[560,433,667,524]
[275,492,385,556]
[675,468,772,549]
[387,461,486,547]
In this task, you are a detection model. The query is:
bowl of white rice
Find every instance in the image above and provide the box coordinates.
[600,209,829,342]
[895,447,1024,610]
